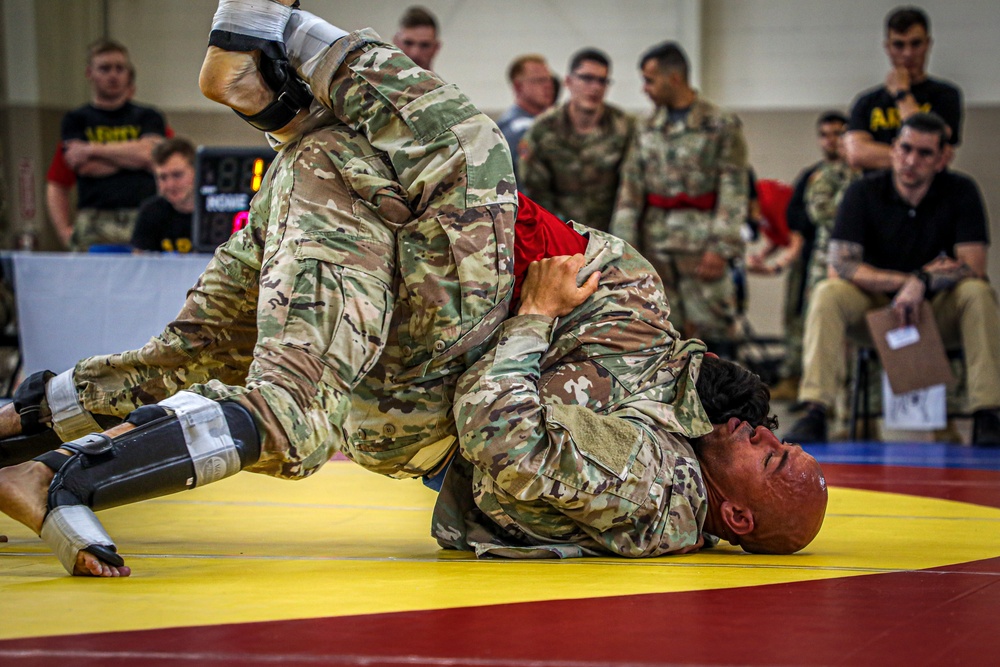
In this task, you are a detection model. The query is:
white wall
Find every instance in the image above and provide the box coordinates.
[703,0,1000,109]
[107,0,701,114]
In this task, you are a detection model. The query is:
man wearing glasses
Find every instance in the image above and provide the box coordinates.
[519,48,633,232]
[610,41,749,356]
[844,6,962,171]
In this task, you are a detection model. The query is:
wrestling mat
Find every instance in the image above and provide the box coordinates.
[2,443,1000,666]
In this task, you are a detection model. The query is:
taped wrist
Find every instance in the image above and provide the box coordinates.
[12,370,54,435]
[283,9,349,79]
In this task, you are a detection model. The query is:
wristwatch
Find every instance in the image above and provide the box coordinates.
[894,89,911,102]
[913,269,933,294]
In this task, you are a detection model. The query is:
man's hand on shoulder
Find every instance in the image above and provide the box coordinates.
[518,254,600,319]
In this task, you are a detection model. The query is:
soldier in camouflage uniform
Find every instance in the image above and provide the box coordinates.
[804,161,859,295]
[610,42,749,349]
[430,217,827,558]
[519,48,634,232]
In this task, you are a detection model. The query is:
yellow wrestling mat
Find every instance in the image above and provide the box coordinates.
[2,460,1000,640]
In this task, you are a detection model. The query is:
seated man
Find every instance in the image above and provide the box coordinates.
[130,137,197,253]
[0,2,826,575]
[786,113,1000,446]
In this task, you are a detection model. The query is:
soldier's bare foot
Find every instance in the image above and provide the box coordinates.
[76,551,131,577]
[199,47,274,115]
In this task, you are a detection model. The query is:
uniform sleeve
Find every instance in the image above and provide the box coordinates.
[609,132,646,249]
[706,116,749,258]
[454,314,704,557]
[517,125,557,213]
[830,179,868,245]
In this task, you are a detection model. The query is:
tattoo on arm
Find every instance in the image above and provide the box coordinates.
[829,240,863,281]
[928,263,975,293]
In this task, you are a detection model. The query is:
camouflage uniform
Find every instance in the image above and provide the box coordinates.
[70,209,139,251]
[610,99,749,343]
[431,223,717,558]
[60,30,516,480]
[519,103,634,232]
[803,161,858,295]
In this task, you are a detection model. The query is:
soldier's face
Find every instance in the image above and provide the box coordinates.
[515,61,556,112]
[884,25,931,79]
[393,26,439,70]
[87,51,130,100]
[567,60,610,112]
[892,126,946,190]
[155,154,196,211]
[641,60,673,108]
[817,121,846,161]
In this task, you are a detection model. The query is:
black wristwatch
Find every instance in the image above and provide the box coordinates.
[894,89,911,102]
[913,269,933,295]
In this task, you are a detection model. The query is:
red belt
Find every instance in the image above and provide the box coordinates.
[646,192,717,211]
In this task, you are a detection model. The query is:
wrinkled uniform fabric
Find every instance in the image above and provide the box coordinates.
[65,30,516,480]
[610,99,749,341]
[431,223,717,558]
[519,103,634,232]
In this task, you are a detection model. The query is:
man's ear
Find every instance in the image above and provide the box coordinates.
[720,500,755,537]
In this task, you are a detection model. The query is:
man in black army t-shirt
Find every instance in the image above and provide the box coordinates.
[843,7,961,172]
[130,138,197,253]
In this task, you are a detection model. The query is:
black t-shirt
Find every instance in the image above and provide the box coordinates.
[832,170,988,274]
[130,196,194,253]
[61,101,166,209]
[848,77,962,147]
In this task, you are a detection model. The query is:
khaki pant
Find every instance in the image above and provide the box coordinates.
[799,278,1000,411]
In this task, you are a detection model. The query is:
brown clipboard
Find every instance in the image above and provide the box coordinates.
[864,302,956,395]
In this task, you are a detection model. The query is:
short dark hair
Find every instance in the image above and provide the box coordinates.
[569,48,610,74]
[152,138,196,167]
[900,112,948,148]
[817,110,848,126]
[886,6,930,36]
[507,54,548,84]
[87,38,128,65]
[399,6,438,33]
[695,355,778,431]
[639,41,688,81]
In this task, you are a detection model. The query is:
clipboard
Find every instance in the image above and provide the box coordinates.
[864,302,956,395]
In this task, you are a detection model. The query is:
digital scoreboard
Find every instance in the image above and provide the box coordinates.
[193,146,276,252]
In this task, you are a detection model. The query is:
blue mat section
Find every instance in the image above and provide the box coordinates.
[805,441,1000,470]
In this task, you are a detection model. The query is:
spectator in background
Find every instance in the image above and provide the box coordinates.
[393,6,440,72]
[56,39,165,251]
[610,41,749,356]
[496,54,555,185]
[844,6,961,171]
[130,138,196,254]
[519,48,633,232]
[774,111,850,400]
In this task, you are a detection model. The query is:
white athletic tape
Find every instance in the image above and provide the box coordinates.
[284,9,348,78]
[160,392,241,487]
[40,505,117,575]
[46,370,102,443]
[212,0,292,44]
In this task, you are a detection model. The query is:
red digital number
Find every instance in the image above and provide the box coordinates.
[232,210,250,233]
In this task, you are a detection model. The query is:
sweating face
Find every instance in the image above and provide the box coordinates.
[697,418,828,552]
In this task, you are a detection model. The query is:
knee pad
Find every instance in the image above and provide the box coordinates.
[12,370,55,435]
[208,0,311,132]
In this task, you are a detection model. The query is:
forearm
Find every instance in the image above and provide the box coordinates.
[707,166,749,258]
[88,135,160,171]
[844,132,891,171]
[829,239,909,293]
[46,183,73,246]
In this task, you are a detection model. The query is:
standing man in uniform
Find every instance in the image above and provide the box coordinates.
[496,54,556,186]
[393,6,440,72]
[519,48,634,232]
[130,138,197,253]
[844,6,961,171]
[57,40,166,251]
[610,41,749,354]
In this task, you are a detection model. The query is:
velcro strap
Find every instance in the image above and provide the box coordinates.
[234,66,312,132]
[160,392,241,487]
[40,505,124,575]
[12,370,54,435]
[46,370,102,442]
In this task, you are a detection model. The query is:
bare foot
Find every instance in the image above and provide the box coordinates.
[76,551,131,577]
[199,47,274,115]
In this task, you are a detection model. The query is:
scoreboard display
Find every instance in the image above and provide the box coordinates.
[193,146,276,252]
